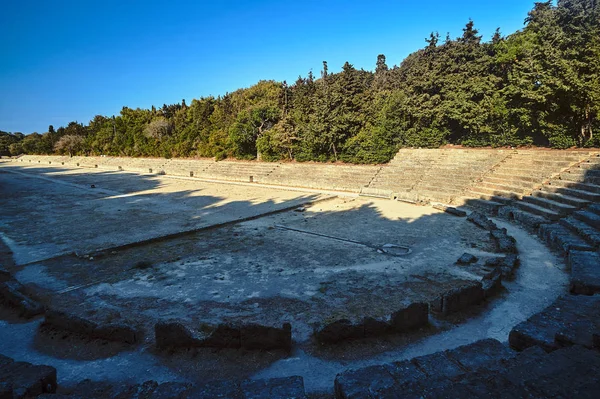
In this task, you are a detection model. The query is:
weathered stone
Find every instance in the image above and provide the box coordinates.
[240,323,291,351]
[44,310,97,335]
[315,319,364,344]
[94,323,138,344]
[0,280,44,318]
[485,254,520,280]
[187,380,241,399]
[334,339,518,399]
[390,302,429,332]
[490,228,517,254]
[0,382,12,399]
[509,295,600,352]
[568,250,600,295]
[437,281,485,315]
[155,320,202,349]
[241,376,306,399]
[147,382,192,399]
[112,380,159,399]
[445,338,516,371]
[499,206,546,230]
[467,211,497,231]
[456,252,478,265]
[0,267,11,282]
[200,323,241,349]
[482,267,502,298]
[0,358,57,398]
[432,204,467,217]
[411,351,464,378]
[363,317,390,337]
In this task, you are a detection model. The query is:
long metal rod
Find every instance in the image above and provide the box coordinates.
[274,224,411,256]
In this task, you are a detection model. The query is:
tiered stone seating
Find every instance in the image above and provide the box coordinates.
[369,149,507,202]
[161,158,215,177]
[117,157,170,174]
[460,150,592,212]
[334,338,600,398]
[262,162,380,192]
[195,160,279,183]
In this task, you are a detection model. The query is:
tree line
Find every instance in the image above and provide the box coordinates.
[2,1,599,163]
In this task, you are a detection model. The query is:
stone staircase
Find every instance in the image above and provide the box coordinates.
[368,149,507,203]
[262,162,380,193]
[454,150,593,212]
[335,338,600,398]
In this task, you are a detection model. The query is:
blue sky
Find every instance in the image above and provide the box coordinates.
[1,0,539,134]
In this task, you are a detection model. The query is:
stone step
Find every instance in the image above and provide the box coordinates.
[489,173,541,183]
[334,339,517,399]
[563,168,600,178]
[483,176,537,189]
[573,210,600,229]
[541,184,600,202]
[499,206,548,230]
[478,182,527,195]
[454,197,505,215]
[560,217,600,248]
[515,201,561,221]
[509,294,600,352]
[532,189,590,208]
[40,376,307,399]
[538,223,594,254]
[549,180,600,194]
[522,195,578,215]
[589,203,600,216]
[568,250,600,295]
[468,189,518,202]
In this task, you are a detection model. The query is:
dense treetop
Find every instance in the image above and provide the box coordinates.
[3,1,599,163]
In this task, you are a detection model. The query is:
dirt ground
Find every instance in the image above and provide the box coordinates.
[0,161,568,395]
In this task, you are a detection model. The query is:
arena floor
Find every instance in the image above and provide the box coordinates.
[0,161,568,394]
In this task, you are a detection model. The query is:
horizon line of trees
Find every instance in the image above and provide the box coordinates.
[2,1,599,164]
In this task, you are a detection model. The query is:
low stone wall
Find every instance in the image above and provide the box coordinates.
[155,320,292,352]
[0,267,44,318]
[0,354,57,398]
[43,310,140,344]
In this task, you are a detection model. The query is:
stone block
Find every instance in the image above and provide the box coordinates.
[490,228,518,254]
[187,380,241,399]
[456,252,478,265]
[241,376,306,399]
[240,323,291,351]
[94,323,138,344]
[200,323,241,349]
[568,250,600,295]
[363,317,391,337]
[411,351,465,378]
[155,320,203,349]
[445,339,516,372]
[509,295,600,352]
[0,361,57,398]
[45,310,139,344]
[432,204,467,217]
[467,211,497,231]
[482,267,502,298]
[334,364,401,399]
[485,254,520,280]
[0,382,12,399]
[437,282,484,315]
[0,280,44,318]
[315,319,364,344]
[390,302,429,332]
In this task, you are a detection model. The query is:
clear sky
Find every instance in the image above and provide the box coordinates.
[0,0,539,134]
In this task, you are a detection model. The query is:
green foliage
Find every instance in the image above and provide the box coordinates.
[4,2,598,161]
